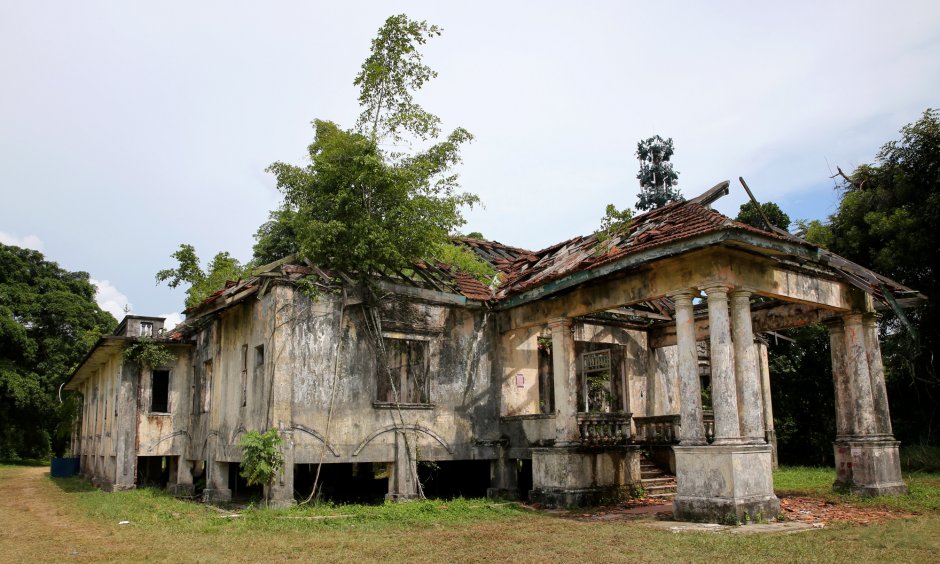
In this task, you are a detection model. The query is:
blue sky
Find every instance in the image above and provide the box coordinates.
[2,1,938,326]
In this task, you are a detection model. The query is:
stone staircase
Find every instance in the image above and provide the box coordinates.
[639,456,677,500]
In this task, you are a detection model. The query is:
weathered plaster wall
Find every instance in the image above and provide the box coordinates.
[135,345,193,459]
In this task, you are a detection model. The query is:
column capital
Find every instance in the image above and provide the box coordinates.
[823,316,845,331]
[729,289,752,301]
[700,283,734,297]
[547,317,572,330]
[862,312,881,327]
[668,289,697,303]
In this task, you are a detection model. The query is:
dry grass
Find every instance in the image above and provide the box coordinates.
[2,465,940,562]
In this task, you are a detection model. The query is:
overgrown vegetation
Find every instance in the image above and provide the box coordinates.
[156,244,248,310]
[121,337,175,369]
[0,244,116,460]
[238,429,285,505]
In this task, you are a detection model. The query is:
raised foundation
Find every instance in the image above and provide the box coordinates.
[673,443,779,523]
[833,438,907,496]
[529,445,641,508]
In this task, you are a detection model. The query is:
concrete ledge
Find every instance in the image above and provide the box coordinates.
[673,494,780,524]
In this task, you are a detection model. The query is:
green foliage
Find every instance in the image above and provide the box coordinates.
[594,203,633,255]
[793,219,833,248]
[260,15,478,282]
[355,14,442,144]
[735,201,791,231]
[434,243,497,284]
[252,209,300,265]
[768,325,836,465]
[122,337,176,369]
[0,243,116,459]
[156,244,248,310]
[239,429,285,494]
[635,135,682,211]
[827,109,940,445]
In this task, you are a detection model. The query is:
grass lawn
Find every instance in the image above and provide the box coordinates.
[2,464,939,562]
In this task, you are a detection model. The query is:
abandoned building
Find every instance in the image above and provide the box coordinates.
[65,181,924,523]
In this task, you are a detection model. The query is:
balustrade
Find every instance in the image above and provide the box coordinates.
[576,412,632,446]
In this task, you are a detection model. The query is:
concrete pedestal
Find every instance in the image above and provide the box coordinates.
[673,444,779,524]
[167,483,195,497]
[202,488,232,503]
[529,446,641,508]
[833,438,907,496]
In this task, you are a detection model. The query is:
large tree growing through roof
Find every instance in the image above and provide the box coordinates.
[258,14,485,280]
[0,243,116,459]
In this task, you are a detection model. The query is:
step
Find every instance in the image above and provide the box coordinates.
[640,477,675,487]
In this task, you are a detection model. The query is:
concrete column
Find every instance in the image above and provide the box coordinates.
[843,314,878,436]
[487,444,520,500]
[827,320,854,440]
[387,430,419,500]
[268,429,295,507]
[863,315,893,436]
[730,290,765,444]
[168,457,194,497]
[671,291,706,445]
[549,318,580,445]
[111,361,139,491]
[703,284,741,445]
[757,341,777,468]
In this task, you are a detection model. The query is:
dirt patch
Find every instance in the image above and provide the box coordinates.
[0,466,124,561]
[778,495,915,526]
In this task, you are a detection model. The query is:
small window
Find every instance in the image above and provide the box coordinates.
[240,344,249,407]
[254,344,264,369]
[581,350,612,413]
[140,321,153,337]
[377,339,430,404]
[151,370,170,413]
[200,360,213,413]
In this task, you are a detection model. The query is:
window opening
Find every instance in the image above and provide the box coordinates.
[200,360,213,413]
[151,370,170,413]
[377,339,430,404]
[240,344,249,407]
[140,321,153,337]
[581,350,612,413]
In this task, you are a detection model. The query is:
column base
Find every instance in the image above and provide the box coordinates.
[167,483,195,497]
[833,438,907,496]
[99,481,136,493]
[266,497,296,509]
[530,445,641,508]
[202,488,232,504]
[385,493,422,502]
[673,444,779,524]
[486,487,521,501]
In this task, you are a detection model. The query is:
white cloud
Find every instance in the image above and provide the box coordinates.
[158,312,184,332]
[90,278,131,321]
[0,231,43,251]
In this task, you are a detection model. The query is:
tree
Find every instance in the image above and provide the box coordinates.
[736,201,791,231]
[259,15,489,282]
[156,244,248,310]
[0,243,116,459]
[635,135,681,211]
[827,109,940,444]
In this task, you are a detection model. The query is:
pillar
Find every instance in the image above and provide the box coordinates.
[387,430,420,500]
[843,314,878,436]
[549,318,579,445]
[730,290,765,444]
[487,444,520,501]
[830,314,907,496]
[168,457,195,497]
[672,291,706,445]
[863,315,893,436]
[267,429,296,507]
[111,361,139,492]
[703,284,741,445]
[757,341,778,468]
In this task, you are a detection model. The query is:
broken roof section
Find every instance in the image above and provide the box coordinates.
[178,180,925,327]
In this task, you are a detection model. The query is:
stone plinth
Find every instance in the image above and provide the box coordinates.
[673,444,779,523]
[167,483,195,497]
[529,445,640,507]
[833,438,907,496]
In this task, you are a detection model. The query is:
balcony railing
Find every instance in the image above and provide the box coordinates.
[576,412,632,446]
[633,415,681,444]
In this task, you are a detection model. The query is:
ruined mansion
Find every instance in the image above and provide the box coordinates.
[65,182,923,523]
